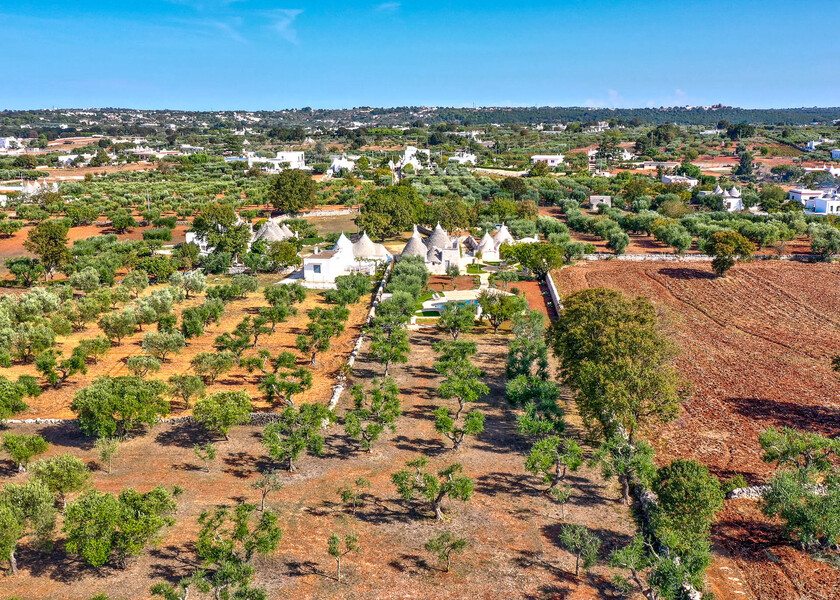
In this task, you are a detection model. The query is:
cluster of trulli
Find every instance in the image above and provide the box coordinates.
[187,215,297,256]
[698,185,743,212]
[252,219,296,244]
[400,222,518,273]
[302,232,392,284]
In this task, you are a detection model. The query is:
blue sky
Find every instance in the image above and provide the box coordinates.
[3,0,838,110]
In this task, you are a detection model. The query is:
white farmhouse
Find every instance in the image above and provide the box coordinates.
[661,174,698,189]
[449,151,478,166]
[788,188,826,203]
[801,187,840,214]
[0,137,20,150]
[589,195,612,211]
[530,154,565,168]
[328,155,356,175]
[245,151,308,173]
[302,232,391,286]
[276,151,307,170]
[398,146,431,172]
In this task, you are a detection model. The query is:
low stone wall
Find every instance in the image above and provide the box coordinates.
[300,208,359,218]
[544,271,562,317]
[727,485,770,500]
[580,253,821,262]
[327,262,394,411]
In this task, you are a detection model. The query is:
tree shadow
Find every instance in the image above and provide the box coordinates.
[154,421,207,448]
[474,471,544,498]
[18,545,103,583]
[148,543,199,584]
[541,523,634,558]
[388,553,431,574]
[657,267,716,281]
[392,435,447,456]
[34,422,94,451]
[284,559,325,578]
[221,451,272,477]
[725,396,840,435]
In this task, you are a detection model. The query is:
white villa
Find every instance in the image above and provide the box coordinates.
[788,188,826,203]
[790,187,840,215]
[245,151,308,173]
[530,154,565,168]
[302,232,392,285]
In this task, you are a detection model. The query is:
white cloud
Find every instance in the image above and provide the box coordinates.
[584,89,623,109]
[174,17,247,44]
[376,2,400,12]
[645,88,699,108]
[265,9,303,44]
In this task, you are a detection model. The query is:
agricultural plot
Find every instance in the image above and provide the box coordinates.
[0,324,636,600]
[552,259,840,599]
[3,277,371,419]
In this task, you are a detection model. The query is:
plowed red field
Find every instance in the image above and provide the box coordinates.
[552,259,840,599]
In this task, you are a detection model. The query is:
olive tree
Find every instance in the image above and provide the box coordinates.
[2,434,49,472]
[192,391,253,441]
[391,457,474,521]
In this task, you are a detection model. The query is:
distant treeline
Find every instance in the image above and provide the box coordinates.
[429,106,840,126]
[2,106,839,138]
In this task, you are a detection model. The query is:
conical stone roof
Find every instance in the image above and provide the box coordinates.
[352,232,377,258]
[253,219,288,243]
[477,231,496,253]
[427,222,450,250]
[401,226,427,257]
[333,232,353,253]
[493,223,514,246]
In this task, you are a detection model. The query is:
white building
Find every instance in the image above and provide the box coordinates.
[401,223,466,274]
[0,137,20,150]
[244,151,308,173]
[180,144,205,154]
[789,188,827,203]
[398,146,431,172]
[661,174,698,189]
[530,154,565,168]
[400,222,518,271]
[22,180,59,196]
[302,232,392,285]
[275,151,306,170]
[804,164,840,177]
[328,155,356,175]
[798,187,840,214]
[589,196,612,211]
[449,152,478,166]
[617,148,637,161]
[697,185,744,211]
[806,194,840,215]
